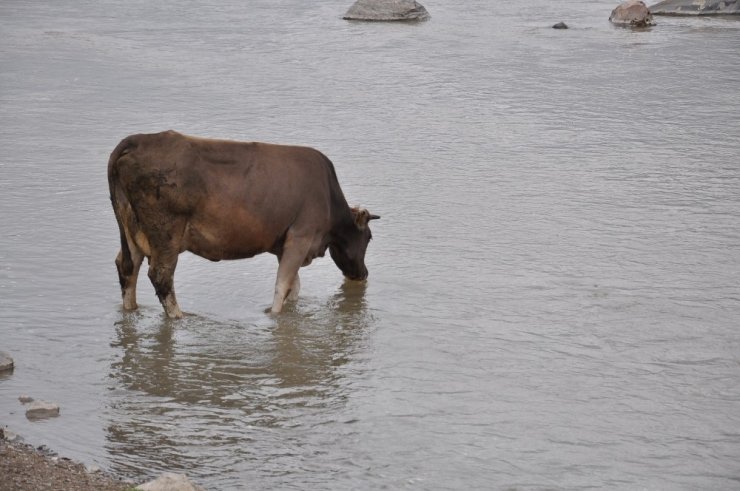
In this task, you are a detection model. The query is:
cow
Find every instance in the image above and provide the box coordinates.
[108,130,379,317]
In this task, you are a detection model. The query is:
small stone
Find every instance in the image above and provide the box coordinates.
[25,400,60,420]
[36,444,57,456]
[136,473,205,491]
[2,428,21,442]
[552,22,569,29]
[19,395,34,404]
[0,351,14,372]
[87,464,102,474]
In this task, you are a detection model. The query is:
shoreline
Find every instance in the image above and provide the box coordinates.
[0,427,135,491]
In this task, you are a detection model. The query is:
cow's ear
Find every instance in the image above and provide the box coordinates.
[352,207,379,230]
[351,207,369,230]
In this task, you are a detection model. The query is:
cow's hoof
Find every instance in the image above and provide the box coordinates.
[165,310,184,319]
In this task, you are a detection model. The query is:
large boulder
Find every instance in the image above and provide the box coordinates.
[610,0,656,26]
[343,0,430,21]
[650,0,740,15]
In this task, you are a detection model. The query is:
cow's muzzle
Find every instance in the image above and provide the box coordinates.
[345,268,368,282]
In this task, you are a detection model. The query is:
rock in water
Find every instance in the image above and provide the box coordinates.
[25,400,60,420]
[552,22,569,29]
[0,351,14,372]
[1,428,21,442]
[136,473,205,491]
[343,0,430,21]
[649,0,740,15]
[609,0,656,26]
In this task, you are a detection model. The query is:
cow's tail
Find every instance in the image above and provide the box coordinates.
[108,136,137,278]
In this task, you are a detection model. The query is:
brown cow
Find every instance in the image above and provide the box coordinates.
[108,130,379,317]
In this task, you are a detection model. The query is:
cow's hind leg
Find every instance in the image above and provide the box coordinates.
[148,249,183,319]
[115,244,144,311]
[141,216,186,319]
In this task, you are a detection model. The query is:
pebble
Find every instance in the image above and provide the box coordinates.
[19,395,34,404]
[36,444,57,457]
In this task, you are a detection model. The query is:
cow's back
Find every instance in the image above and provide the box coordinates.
[182,135,344,237]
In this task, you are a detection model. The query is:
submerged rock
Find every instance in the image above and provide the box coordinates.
[0,351,14,372]
[25,400,60,420]
[552,21,569,29]
[136,472,205,491]
[343,0,430,21]
[610,0,656,26]
[650,0,740,15]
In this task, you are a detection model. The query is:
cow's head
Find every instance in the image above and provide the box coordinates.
[330,207,380,281]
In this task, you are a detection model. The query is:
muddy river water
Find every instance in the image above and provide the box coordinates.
[1,0,739,489]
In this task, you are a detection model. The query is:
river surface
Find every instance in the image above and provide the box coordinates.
[1,1,739,489]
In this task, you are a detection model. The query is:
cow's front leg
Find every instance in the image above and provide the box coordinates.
[272,237,310,313]
[287,273,301,302]
[148,252,183,319]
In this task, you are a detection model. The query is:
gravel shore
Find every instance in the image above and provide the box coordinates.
[0,429,135,491]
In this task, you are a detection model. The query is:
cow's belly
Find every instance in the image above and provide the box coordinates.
[183,212,278,261]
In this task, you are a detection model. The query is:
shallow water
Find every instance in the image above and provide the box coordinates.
[1,1,739,489]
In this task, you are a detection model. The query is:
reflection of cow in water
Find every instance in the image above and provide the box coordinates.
[106,280,372,477]
[108,130,379,316]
